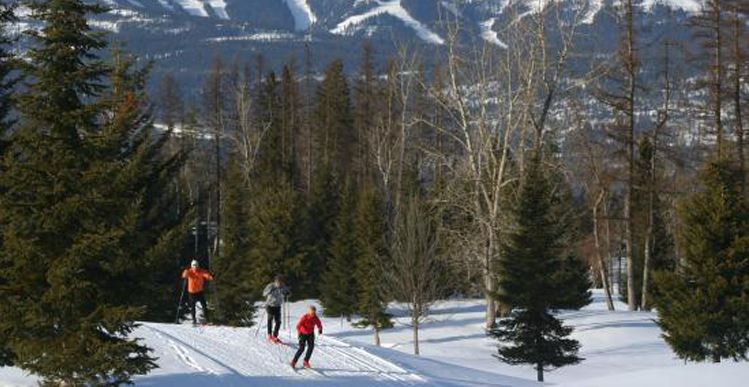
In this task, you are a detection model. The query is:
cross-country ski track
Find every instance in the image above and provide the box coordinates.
[130,322,530,387]
[138,322,419,386]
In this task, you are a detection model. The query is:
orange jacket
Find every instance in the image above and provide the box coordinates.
[296,313,323,335]
[181,268,213,294]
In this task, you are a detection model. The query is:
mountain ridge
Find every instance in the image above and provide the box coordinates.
[12,0,699,92]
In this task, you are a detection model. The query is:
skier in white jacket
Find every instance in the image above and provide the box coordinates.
[263,275,290,343]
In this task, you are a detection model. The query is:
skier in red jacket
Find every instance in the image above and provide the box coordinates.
[290,305,323,369]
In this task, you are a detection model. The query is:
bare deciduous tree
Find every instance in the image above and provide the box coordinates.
[387,195,443,356]
[424,0,587,327]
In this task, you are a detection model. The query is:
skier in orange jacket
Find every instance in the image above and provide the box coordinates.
[290,305,323,369]
[181,260,214,324]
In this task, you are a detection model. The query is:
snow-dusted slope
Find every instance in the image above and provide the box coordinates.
[206,0,229,20]
[284,0,317,31]
[173,0,208,17]
[480,18,507,48]
[332,0,445,45]
[641,0,703,12]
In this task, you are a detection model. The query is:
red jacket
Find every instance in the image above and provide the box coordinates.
[296,313,323,335]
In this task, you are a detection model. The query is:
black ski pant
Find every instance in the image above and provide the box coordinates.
[293,333,315,363]
[266,305,281,337]
[188,292,207,323]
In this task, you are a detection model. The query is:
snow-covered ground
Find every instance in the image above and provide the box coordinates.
[2,290,748,386]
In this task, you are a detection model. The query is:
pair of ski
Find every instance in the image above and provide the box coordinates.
[291,363,322,376]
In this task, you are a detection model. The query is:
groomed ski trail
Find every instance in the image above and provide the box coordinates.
[135,322,425,386]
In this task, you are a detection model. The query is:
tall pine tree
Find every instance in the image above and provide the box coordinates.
[0,0,16,367]
[354,185,392,345]
[653,159,749,362]
[353,43,378,184]
[491,155,583,382]
[212,156,256,326]
[246,180,305,293]
[257,71,285,179]
[0,0,188,379]
[103,51,191,324]
[298,165,339,297]
[0,1,14,153]
[314,60,355,178]
[280,65,301,187]
[0,0,155,378]
[320,181,359,318]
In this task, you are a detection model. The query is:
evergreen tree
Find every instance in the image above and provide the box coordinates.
[257,71,285,179]
[242,65,307,298]
[552,254,594,310]
[0,1,14,152]
[353,186,393,345]
[547,164,593,310]
[280,64,301,186]
[0,0,185,378]
[320,181,359,318]
[105,52,191,324]
[353,43,378,184]
[313,60,355,178]
[491,155,583,382]
[652,159,749,362]
[246,180,305,293]
[0,0,16,367]
[298,165,339,297]
[212,157,256,326]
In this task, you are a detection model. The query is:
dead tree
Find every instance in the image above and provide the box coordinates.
[641,40,674,310]
[594,0,640,311]
[203,56,227,265]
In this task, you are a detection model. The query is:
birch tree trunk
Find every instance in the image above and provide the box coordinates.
[594,190,615,311]
[412,313,420,356]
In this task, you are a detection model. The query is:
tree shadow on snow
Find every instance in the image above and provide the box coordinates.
[574,320,655,332]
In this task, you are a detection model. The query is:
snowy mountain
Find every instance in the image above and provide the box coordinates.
[11,0,701,91]
[2,291,748,386]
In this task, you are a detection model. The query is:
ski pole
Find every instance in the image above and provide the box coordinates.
[286,295,291,341]
[281,297,286,332]
[175,279,187,323]
[254,305,267,337]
